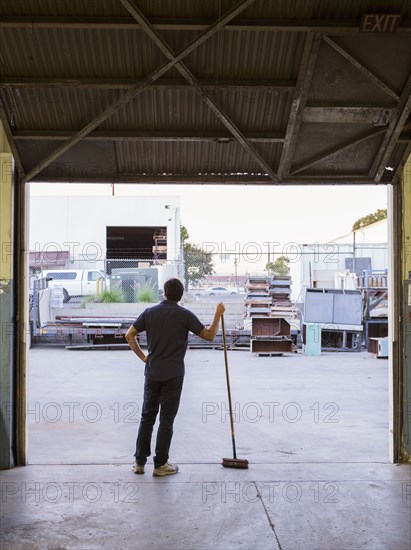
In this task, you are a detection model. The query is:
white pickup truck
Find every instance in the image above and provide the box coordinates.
[40,269,109,303]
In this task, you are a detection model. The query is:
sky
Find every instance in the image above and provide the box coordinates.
[30,182,388,248]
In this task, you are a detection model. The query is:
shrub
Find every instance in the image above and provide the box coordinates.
[81,288,126,306]
[98,288,126,303]
[136,283,157,303]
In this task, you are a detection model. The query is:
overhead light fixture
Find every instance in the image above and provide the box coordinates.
[385,166,394,172]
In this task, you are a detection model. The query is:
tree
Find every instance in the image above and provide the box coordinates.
[180,225,189,243]
[352,209,387,231]
[181,225,214,288]
[266,256,290,276]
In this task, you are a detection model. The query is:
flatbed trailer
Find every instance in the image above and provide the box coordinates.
[31,279,137,346]
[30,280,290,351]
[32,319,252,350]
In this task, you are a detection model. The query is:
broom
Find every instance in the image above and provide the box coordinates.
[221,314,249,469]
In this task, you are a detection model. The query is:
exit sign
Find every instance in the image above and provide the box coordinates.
[361,13,402,32]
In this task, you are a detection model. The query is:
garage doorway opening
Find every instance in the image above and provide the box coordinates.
[26,182,391,466]
[106,226,167,261]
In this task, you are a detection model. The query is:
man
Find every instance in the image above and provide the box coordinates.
[125,278,225,477]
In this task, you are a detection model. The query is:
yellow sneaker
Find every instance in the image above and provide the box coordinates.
[153,462,179,476]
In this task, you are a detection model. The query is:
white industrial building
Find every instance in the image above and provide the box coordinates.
[295,219,388,300]
[29,194,181,272]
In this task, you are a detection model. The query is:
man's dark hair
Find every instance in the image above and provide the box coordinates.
[164,278,184,302]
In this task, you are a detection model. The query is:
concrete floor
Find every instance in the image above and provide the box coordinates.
[1,348,410,549]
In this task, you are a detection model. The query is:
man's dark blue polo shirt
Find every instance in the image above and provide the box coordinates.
[133,300,205,381]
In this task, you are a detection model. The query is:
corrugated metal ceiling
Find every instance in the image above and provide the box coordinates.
[0,0,410,184]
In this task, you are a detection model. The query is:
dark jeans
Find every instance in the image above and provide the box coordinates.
[135,375,184,468]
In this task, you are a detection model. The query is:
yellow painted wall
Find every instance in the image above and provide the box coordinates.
[0,122,11,154]
[0,153,13,280]
[404,156,411,280]
[0,120,15,468]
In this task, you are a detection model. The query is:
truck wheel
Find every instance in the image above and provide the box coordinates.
[63,289,70,303]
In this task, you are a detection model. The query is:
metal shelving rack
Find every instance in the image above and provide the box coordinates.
[359,269,388,346]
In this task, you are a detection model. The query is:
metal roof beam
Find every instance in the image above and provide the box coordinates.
[120,0,279,183]
[0,77,295,91]
[303,106,394,125]
[13,130,285,143]
[371,70,411,181]
[21,0,256,183]
[28,174,383,185]
[1,16,410,34]
[276,32,321,180]
[322,36,400,102]
[290,128,387,175]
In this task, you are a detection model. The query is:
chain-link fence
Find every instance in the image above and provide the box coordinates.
[183,243,389,298]
[29,256,184,302]
[28,240,388,302]
[105,258,184,302]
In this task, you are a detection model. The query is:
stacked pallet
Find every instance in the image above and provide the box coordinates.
[269,276,293,318]
[244,276,271,318]
[244,275,294,355]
